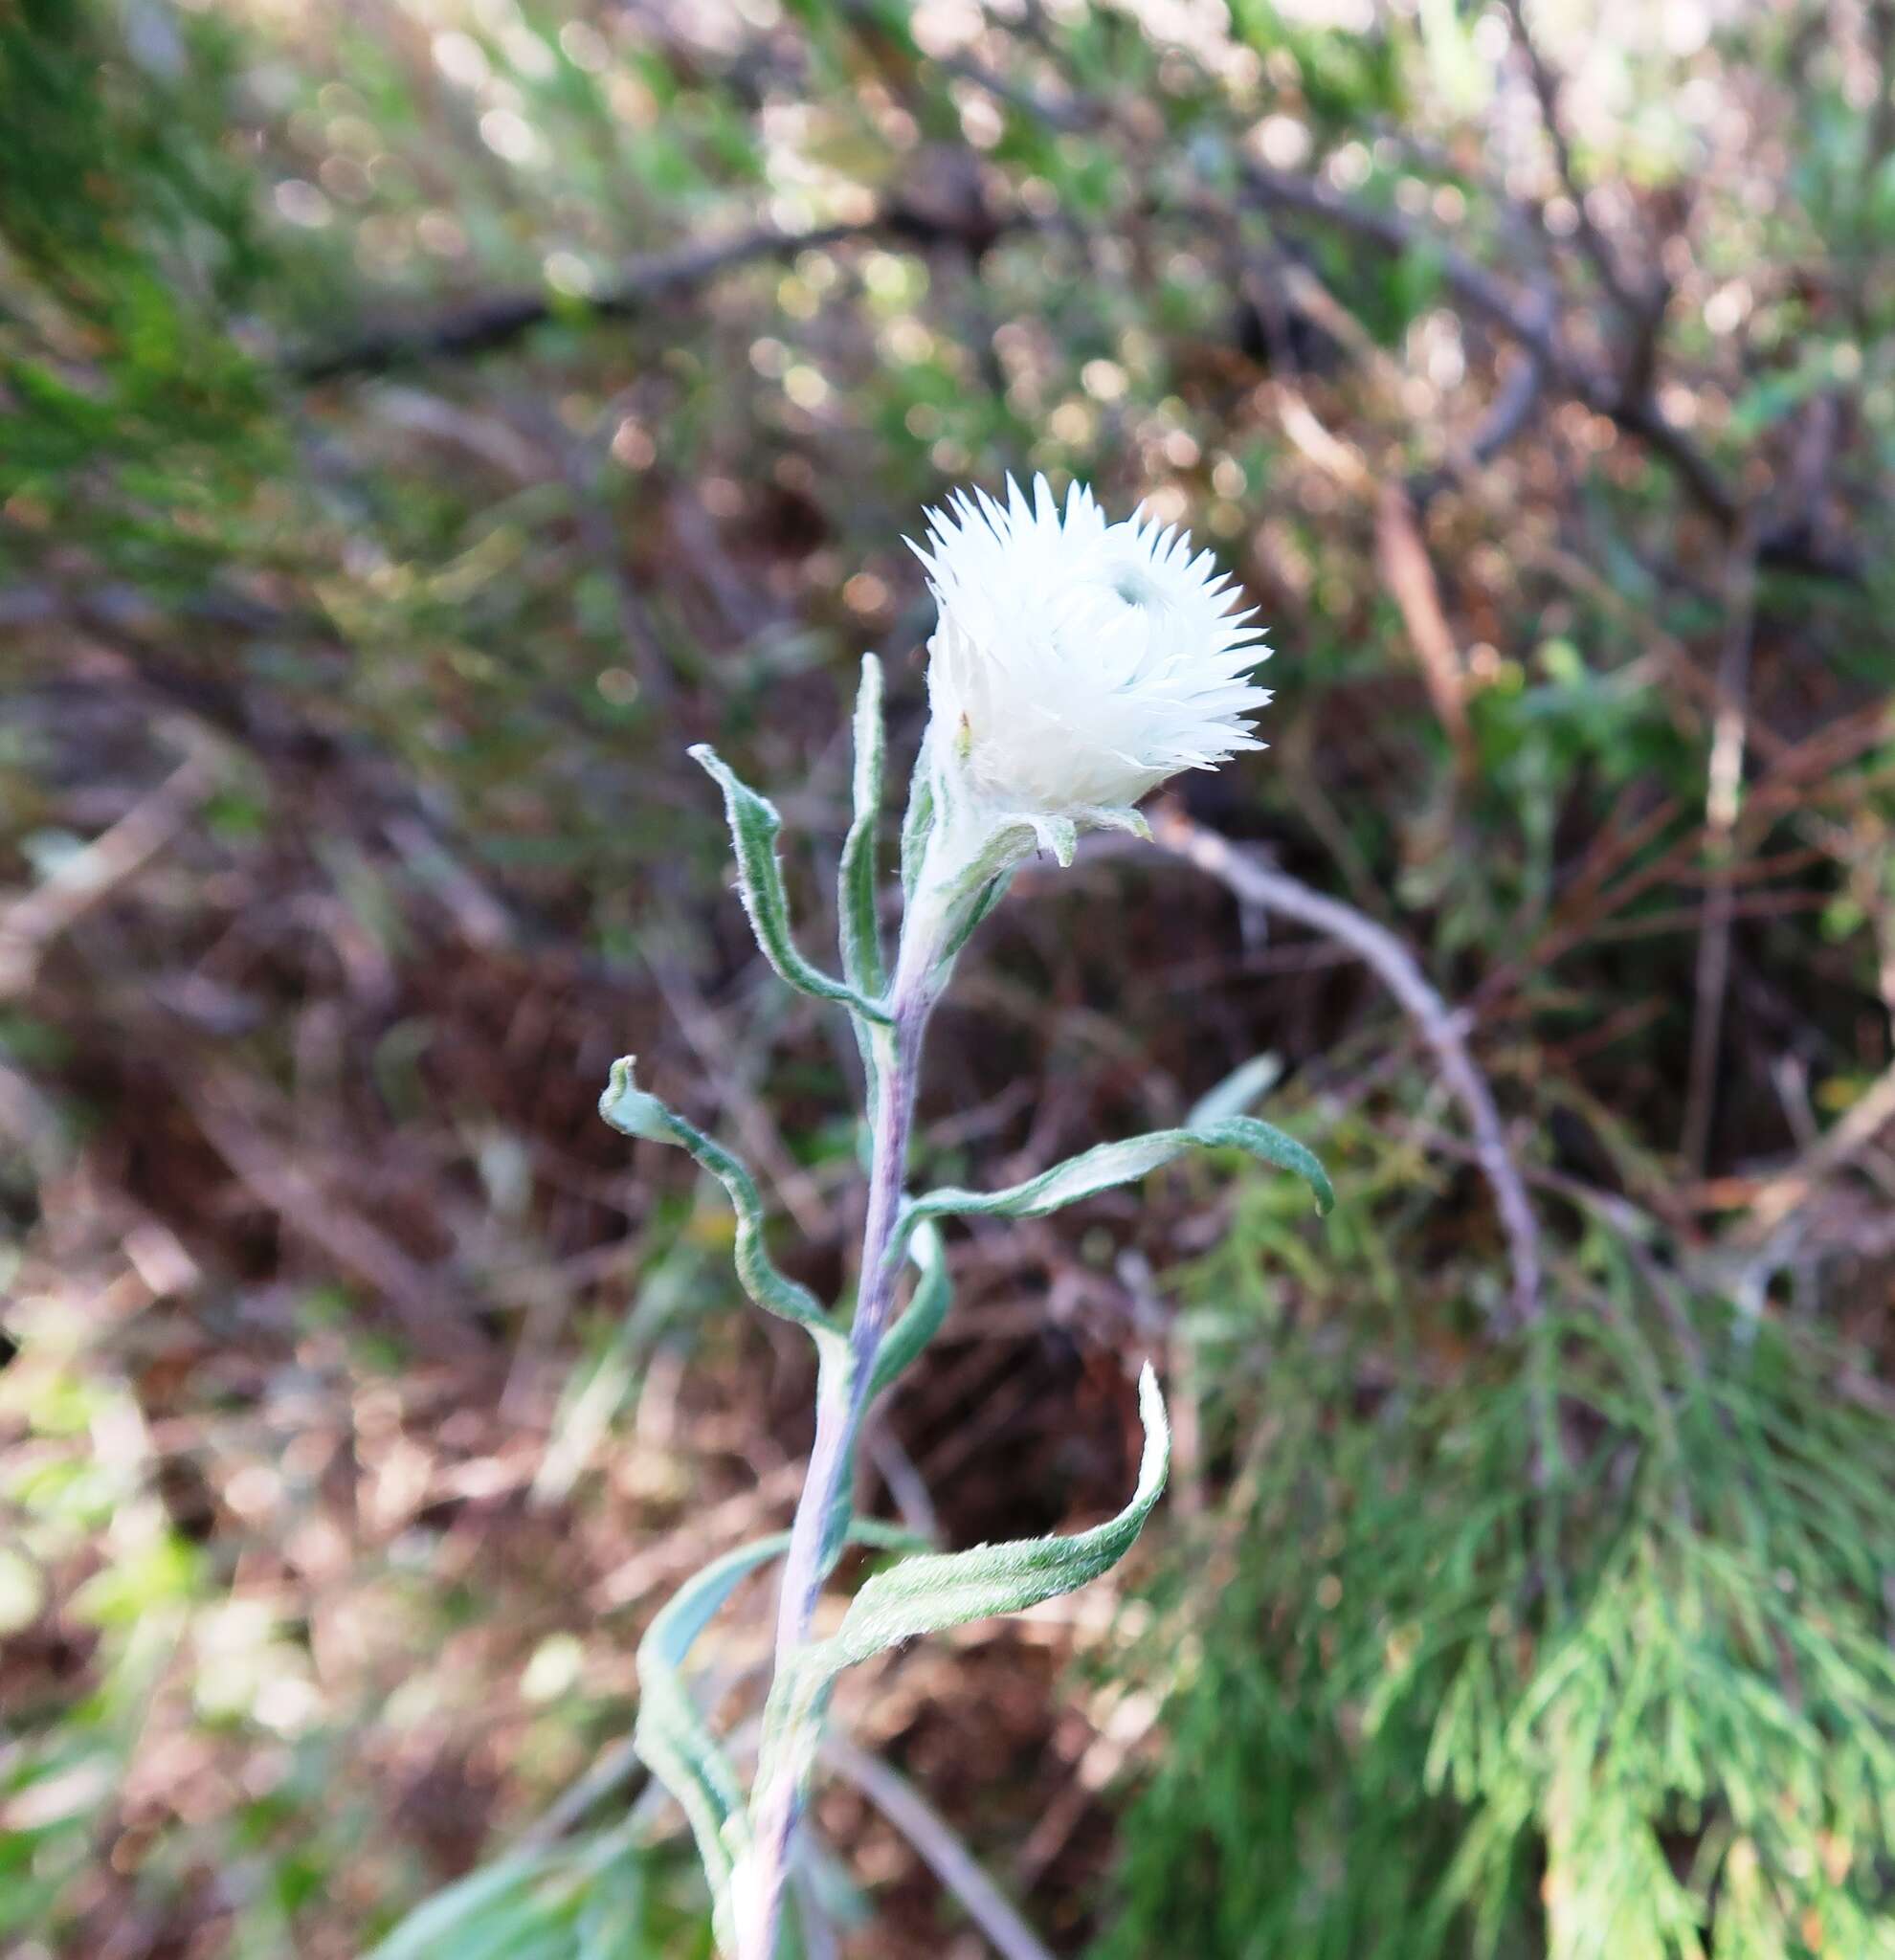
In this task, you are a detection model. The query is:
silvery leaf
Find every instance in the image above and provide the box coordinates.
[899,729,937,897]
[1186,1053,1283,1127]
[932,818,1034,962]
[751,1367,1170,1827]
[810,1218,959,1578]
[689,744,892,1026]
[1027,813,1078,867]
[836,655,887,1003]
[634,1534,776,1950]
[600,1057,842,1348]
[865,1217,952,1405]
[635,1519,925,1957]
[903,1112,1333,1241]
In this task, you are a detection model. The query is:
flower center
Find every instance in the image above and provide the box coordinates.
[1107,562,1160,610]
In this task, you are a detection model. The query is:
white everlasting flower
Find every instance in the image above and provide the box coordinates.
[909,475,1271,845]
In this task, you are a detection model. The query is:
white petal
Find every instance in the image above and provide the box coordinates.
[915,477,1273,819]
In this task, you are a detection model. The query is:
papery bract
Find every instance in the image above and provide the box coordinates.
[909,474,1271,836]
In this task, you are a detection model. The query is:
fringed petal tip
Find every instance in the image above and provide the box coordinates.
[911,474,1276,819]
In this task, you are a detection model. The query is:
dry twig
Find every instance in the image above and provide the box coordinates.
[0,746,214,998]
[820,1734,1058,1960]
[296,202,1036,381]
[1682,525,1761,1172]
[1146,810,1545,1330]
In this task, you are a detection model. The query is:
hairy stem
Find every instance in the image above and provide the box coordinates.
[738,921,942,1960]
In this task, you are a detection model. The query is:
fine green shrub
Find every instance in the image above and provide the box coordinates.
[1096,1193,1895,1960]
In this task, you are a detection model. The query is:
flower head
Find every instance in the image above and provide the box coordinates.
[909,475,1271,836]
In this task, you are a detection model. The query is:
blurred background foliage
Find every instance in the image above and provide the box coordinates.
[2,0,1894,1955]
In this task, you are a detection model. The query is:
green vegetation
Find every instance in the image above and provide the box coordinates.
[1103,1192,1895,1959]
[2,1,1893,1956]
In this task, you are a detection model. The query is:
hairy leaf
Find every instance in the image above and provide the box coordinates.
[752,1366,1170,1824]
[836,655,886,1002]
[903,1113,1333,1243]
[866,1217,952,1405]
[689,744,892,1025]
[634,1535,777,1949]
[898,728,936,897]
[599,1057,841,1347]
[1186,1053,1284,1126]
[635,1521,925,1955]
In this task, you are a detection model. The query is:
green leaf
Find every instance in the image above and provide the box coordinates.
[902,1113,1333,1241]
[635,1521,926,1954]
[751,1367,1171,1830]
[944,871,1012,957]
[366,1848,562,1960]
[689,745,892,1026]
[599,1058,841,1348]
[635,1536,779,1950]
[898,729,936,897]
[837,657,891,1121]
[893,736,1027,968]
[928,814,1035,963]
[1033,813,1078,868]
[866,1217,951,1405]
[836,656,886,1002]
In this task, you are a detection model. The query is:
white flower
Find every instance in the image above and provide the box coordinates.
[909,475,1271,841]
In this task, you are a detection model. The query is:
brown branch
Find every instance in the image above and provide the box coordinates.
[179,1069,488,1362]
[0,746,215,998]
[299,134,1855,579]
[1681,525,1760,1173]
[294,203,1025,383]
[1741,1056,1895,1242]
[1228,164,1854,579]
[1146,810,1545,1330]
[820,1736,1059,1960]
[1374,481,1473,776]
[1498,0,1653,322]
[295,221,875,380]
[1237,159,1555,355]
[1465,323,1553,467]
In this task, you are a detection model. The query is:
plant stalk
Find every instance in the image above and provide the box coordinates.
[737,918,943,1960]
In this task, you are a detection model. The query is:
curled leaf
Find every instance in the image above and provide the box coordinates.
[634,1535,778,1948]
[901,1113,1333,1248]
[751,1366,1171,1835]
[690,744,892,1027]
[600,1057,841,1347]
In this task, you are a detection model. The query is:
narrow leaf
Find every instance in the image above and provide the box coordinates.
[902,1113,1333,1242]
[600,1058,842,1348]
[818,1222,955,1579]
[634,1535,781,1948]
[866,1218,952,1405]
[837,656,886,1001]
[635,1521,927,1955]
[367,1850,561,1960]
[940,868,1015,962]
[899,729,936,897]
[893,735,1026,967]
[932,819,1034,963]
[752,1367,1170,1825]
[690,745,892,1025]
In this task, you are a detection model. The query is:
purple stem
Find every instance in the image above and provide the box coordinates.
[738,928,941,1960]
